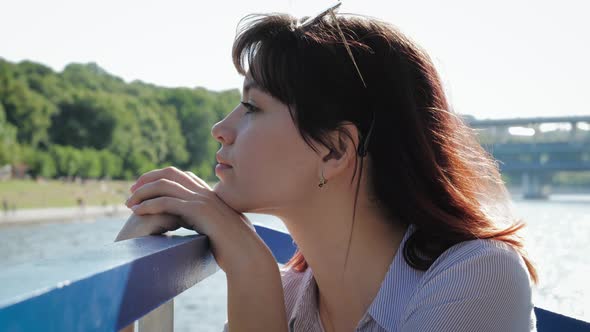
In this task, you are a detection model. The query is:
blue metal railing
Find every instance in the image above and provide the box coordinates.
[0,225,587,331]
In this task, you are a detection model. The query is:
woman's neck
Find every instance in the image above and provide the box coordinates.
[279,191,406,331]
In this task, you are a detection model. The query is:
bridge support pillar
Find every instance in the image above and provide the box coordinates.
[522,172,549,199]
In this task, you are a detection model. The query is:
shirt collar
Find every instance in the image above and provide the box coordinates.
[368,224,421,331]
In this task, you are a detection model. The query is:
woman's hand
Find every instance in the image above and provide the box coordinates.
[117,167,288,331]
[114,213,183,242]
[118,166,276,275]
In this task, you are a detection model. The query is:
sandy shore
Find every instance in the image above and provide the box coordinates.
[0,205,131,227]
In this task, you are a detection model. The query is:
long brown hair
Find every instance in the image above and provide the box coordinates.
[232,13,537,283]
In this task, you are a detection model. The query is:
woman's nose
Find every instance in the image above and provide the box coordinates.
[211,112,236,145]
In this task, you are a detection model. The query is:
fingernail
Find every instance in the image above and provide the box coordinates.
[131,204,140,211]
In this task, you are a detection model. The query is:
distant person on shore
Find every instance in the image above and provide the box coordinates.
[116,3,538,331]
[77,197,85,209]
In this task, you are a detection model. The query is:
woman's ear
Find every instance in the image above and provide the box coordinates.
[320,122,360,179]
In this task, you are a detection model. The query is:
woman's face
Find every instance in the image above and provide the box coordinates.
[211,76,319,214]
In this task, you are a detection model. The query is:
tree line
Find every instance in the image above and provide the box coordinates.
[0,58,240,181]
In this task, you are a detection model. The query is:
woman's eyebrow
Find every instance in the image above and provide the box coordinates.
[243,79,261,94]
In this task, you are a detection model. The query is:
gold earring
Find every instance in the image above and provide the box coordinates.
[318,169,327,188]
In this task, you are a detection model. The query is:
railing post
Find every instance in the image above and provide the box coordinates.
[138,299,174,332]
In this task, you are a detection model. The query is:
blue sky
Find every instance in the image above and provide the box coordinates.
[1,0,588,119]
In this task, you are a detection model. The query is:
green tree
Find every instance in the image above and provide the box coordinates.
[0,103,19,165]
[1,78,57,147]
[49,92,118,149]
[0,58,241,181]
[30,151,57,178]
[99,149,123,179]
[164,88,218,169]
[50,145,82,177]
[78,148,102,178]
[124,150,156,180]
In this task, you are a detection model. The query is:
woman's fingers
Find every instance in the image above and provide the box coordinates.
[131,196,185,216]
[115,214,184,241]
[124,166,220,236]
[130,166,205,194]
[126,178,196,208]
[136,213,185,235]
[131,197,206,233]
[185,171,212,190]
[142,213,188,233]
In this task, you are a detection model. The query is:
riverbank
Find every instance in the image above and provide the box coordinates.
[0,179,132,209]
[0,179,218,210]
[0,204,131,227]
[2,189,589,228]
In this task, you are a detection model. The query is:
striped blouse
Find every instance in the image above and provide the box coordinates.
[223,225,536,331]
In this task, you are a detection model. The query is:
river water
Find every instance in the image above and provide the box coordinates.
[0,196,588,331]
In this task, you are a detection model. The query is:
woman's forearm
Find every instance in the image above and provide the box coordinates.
[226,259,288,332]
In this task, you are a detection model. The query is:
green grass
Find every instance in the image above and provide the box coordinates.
[0,179,134,209]
[0,179,219,210]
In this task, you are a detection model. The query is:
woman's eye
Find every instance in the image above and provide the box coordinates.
[241,101,259,114]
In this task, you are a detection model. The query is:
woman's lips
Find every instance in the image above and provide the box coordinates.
[215,163,233,173]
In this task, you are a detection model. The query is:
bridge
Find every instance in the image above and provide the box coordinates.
[466,115,590,199]
[0,225,589,331]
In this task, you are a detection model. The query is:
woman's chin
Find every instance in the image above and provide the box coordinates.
[213,181,267,214]
[213,184,240,208]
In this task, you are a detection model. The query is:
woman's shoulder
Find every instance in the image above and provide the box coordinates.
[401,237,536,331]
[425,237,531,281]
[402,224,533,294]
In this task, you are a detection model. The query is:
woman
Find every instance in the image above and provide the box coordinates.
[116,4,537,332]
